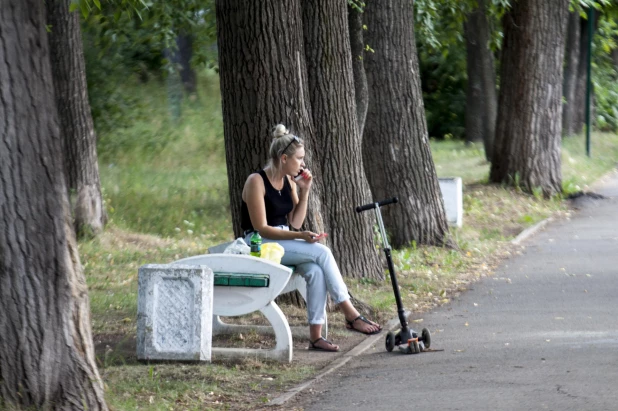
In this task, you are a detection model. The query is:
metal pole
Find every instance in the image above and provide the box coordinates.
[585,6,594,157]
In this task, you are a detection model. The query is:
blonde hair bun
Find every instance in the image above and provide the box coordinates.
[272,124,289,138]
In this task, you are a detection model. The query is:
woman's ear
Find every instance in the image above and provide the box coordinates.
[281,154,287,164]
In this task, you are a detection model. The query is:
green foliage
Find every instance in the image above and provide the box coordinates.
[591,14,618,131]
[82,23,145,133]
[348,0,366,12]
[418,42,467,139]
[414,0,505,140]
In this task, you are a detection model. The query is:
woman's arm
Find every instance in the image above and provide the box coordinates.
[287,177,309,230]
[242,173,317,242]
[287,169,314,229]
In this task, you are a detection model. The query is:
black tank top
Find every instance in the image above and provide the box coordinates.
[241,169,294,232]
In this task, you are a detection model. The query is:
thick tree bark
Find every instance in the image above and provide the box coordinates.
[348,4,369,137]
[216,0,325,239]
[490,0,570,197]
[562,11,581,137]
[363,0,450,248]
[464,0,497,161]
[302,0,382,278]
[0,1,107,409]
[47,0,106,238]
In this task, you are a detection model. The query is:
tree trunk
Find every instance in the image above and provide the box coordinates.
[216,0,325,239]
[490,0,570,197]
[363,0,450,248]
[47,0,106,239]
[348,3,369,137]
[464,0,497,161]
[302,0,382,278]
[177,33,198,94]
[0,1,107,409]
[562,10,581,137]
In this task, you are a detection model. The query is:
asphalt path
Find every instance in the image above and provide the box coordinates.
[293,173,618,411]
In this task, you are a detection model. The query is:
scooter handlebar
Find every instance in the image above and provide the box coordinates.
[355,197,399,213]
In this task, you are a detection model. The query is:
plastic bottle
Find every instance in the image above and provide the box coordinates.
[250,232,262,257]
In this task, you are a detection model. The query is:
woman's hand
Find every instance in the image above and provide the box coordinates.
[295,169,313,191]
[299,231,320,243]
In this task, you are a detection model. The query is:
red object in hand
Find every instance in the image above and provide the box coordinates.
[295,169,309,181]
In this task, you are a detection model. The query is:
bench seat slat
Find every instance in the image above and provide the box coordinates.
[214,272,270,287]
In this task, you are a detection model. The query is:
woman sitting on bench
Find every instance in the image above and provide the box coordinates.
[241,124,382,352]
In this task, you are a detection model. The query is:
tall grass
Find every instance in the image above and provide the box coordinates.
[98,69,232,242]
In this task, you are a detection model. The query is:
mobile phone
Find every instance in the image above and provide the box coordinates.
[294,169,308,181]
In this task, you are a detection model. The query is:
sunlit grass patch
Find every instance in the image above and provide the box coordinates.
[102,360,314,410]
[561,131,618,194]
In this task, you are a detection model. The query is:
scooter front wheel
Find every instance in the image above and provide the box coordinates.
[385,332,395,352]
[421,328,431,349]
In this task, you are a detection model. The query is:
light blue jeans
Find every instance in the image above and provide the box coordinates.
[245,226,349,325]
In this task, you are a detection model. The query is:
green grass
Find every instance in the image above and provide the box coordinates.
[91,70,618,409]
[98,69,232,243]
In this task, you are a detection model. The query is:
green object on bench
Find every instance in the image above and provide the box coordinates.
[214,273,270,287]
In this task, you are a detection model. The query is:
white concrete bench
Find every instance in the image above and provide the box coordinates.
[173,251,322,363]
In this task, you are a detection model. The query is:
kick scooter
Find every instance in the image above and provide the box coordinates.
[356,197,431,354]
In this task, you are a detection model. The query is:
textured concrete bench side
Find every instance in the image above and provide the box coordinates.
[439,177,463,227]
[137,264,214,362]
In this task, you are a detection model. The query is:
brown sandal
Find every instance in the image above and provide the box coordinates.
[309,337,339,352]
[345,315,382,335]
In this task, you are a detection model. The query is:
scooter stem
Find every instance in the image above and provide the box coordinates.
[384,247,409,331]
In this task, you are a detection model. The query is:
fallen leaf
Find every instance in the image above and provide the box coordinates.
[412,319,424,323]
[554,317,564,320]
[546,339,551,342]
[473,303,478,307]
[464,322,469,327]
[239,333,245,340]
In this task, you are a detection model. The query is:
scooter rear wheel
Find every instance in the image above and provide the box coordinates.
[385,332,395,352]
[421,328,431,349]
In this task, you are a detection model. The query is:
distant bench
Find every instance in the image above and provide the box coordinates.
[173,243,327,363]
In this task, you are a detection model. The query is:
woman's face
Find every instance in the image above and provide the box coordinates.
[283,146,306,176]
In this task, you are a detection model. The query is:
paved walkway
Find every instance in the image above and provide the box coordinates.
[292,172,618,411]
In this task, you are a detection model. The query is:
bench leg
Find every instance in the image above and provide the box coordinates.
[210,303,293,363]
[260,302,293,362]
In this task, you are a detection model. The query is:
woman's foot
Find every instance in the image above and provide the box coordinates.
[309,337,340,352]
[345,315,382,335]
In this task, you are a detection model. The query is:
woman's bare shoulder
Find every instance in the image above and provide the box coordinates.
[246,172,264,186]
[244,172,265,196]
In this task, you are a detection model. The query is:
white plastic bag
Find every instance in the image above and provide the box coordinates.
[223,237,251,255]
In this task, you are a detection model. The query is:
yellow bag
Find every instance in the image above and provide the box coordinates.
[260,242,285,264]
